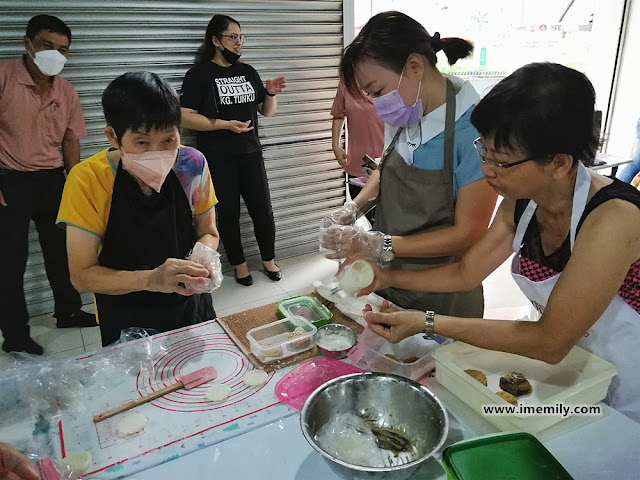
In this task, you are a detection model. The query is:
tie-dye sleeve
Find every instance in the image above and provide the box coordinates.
[175,146,218,215]
[193,160,217,215]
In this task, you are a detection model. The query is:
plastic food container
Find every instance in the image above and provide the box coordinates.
[246,316,317,364]
[433,342,617,434]
[442,432,574,479]
[277,296,333,328]
[347,327,443,380]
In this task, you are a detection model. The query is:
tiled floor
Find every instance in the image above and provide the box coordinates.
[0,251,531,368]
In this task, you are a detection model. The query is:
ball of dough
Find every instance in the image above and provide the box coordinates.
[205,384,232,402]
[243,369,269,387]
[117,413,148,436]
[465,369,488,387]
[61,451,93,475]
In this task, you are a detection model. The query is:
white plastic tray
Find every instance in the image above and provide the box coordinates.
[433,342,617,434]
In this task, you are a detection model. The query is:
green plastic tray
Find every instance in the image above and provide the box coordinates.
[276,296,333,328]
[442,432,574,480]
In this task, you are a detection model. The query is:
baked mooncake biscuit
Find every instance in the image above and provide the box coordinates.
[496,391,518,406]
[464,369,488,386]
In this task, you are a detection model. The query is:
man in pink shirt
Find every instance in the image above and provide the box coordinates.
[0,15,97,355]
[331,79,384,211]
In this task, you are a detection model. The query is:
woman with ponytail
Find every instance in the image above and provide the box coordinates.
[320,11,497,317]
[181,15,286,286]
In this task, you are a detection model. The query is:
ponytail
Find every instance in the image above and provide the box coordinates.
[340,11,473,98]
[440,37,474,66]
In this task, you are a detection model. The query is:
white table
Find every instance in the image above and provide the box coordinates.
[135,382,640,480]
[589,153,633,176]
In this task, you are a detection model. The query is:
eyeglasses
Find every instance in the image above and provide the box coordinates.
[473,137,537,170]
[220,34,246,45]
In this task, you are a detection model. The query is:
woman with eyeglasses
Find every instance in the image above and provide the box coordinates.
[320,11,497,317]
[349,62,640,422]
[181,14,286,286]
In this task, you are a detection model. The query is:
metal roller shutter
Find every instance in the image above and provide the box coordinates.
[0,0,345,315]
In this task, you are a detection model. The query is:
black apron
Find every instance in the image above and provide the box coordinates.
[375,79,484,317]
[95,160,215,346]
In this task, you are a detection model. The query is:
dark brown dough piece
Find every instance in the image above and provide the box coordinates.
[500,372,533,396]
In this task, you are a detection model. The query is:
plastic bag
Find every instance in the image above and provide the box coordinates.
[185,242,223,293]
[0,328,163,428]
[32,456,79,480]
[314,413,387,467]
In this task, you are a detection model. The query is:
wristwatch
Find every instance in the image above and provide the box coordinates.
[380,234,395,262]
[423,310,435,340]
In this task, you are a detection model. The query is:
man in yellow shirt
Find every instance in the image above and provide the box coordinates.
[57,72,222,346]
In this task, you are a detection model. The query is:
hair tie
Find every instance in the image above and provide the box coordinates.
[431,32,442,53]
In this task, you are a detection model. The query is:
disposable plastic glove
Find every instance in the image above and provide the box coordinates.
[320,224,384,260]
[323,200,361,227]
[184,242,223,293]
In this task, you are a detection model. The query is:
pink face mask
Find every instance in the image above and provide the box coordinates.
[120,147,178,193]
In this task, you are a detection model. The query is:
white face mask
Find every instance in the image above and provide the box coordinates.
[28,40,67,76]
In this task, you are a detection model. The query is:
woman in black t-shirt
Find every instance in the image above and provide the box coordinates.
[181,14,286,286]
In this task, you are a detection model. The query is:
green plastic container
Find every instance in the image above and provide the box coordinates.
[276,296,333,328]
[442,432,574,480]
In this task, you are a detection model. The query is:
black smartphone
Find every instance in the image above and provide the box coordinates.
[362,154,378,172]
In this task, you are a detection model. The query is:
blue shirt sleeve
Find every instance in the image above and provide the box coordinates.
[411,106,484,197]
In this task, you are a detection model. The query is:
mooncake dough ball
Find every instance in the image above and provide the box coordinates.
[61,452,93,475]
[500,372,533,396]
[244,369,269,387]
[380,305,399,314]
[117,413,147,436]
[465,369,488,386]
[205,384,232,402]
[496,391,518,406]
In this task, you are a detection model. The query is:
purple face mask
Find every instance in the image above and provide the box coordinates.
[372,71,423,128]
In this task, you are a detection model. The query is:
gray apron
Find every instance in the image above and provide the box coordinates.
[375,79,484,317]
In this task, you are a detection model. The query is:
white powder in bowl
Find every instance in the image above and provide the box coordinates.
[317,333,354,351]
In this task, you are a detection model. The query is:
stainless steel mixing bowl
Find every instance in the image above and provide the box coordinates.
[300,372,448,480]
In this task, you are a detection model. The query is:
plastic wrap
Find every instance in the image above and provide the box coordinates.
[184,242,223,293]
[313,279,398,327]
[31,455,80,480]
[314,413,387,467]
[0,328,165,453]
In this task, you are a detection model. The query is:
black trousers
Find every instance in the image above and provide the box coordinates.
[0,168,81,341]
[200,149,276,266]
